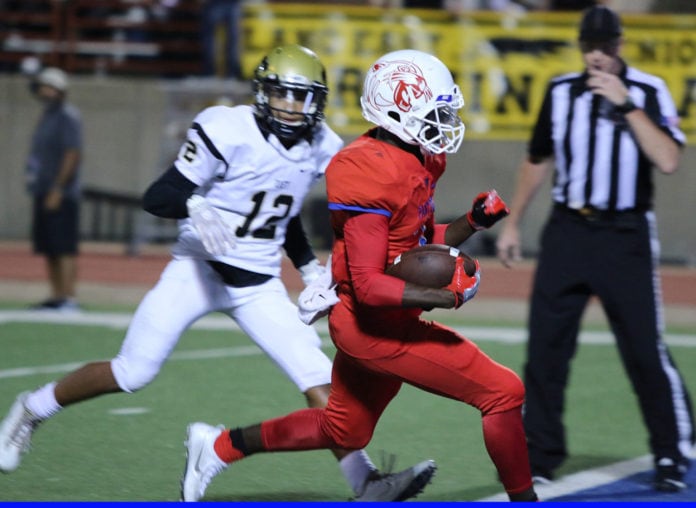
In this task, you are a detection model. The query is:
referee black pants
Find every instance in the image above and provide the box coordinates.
[523,206,695,476]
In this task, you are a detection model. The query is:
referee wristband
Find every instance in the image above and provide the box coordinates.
[615,96,637,114]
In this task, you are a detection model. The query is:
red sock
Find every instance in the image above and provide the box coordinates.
[213,429,245,464]
[481,408,534,496]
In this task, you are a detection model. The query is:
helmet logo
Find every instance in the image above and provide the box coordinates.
[361,49,464,154]
[366,59,433,113]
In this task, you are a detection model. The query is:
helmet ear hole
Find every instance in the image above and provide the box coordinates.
[387,111,401,123]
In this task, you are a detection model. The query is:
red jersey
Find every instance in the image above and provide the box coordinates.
[326,130,446,307]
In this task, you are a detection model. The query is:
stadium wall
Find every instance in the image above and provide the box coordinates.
[1,74,694,264]
[1,7,695,264]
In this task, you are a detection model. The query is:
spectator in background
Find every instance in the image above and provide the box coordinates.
[200,0,243,79]
[496,5,694,491]
[25,67,83,312]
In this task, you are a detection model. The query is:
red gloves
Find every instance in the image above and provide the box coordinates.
[444,257,481,309]
[466,190,510,231]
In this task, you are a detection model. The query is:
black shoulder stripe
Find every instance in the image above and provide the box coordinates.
[192,122,228,170]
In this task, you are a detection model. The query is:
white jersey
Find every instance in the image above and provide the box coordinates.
[171,104,343,276]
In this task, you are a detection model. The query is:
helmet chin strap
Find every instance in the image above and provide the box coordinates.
[272,114,313,144]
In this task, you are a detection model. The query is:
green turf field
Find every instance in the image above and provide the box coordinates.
[0,312,694,501]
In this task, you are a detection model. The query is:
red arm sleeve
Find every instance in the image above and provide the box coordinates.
[344,212,406,307]
[431,224,448,244]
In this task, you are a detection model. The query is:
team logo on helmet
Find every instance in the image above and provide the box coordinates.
[365,59,433,113]
[360,49,465,154]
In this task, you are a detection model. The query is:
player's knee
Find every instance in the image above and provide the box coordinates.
[324,416,374,449]
[334,431,372,450]
[507,374,526,406]
[111,354,162,393]
[499,375,525,412]
[479,369,526,415]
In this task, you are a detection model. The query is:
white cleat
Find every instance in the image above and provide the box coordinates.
[0,391,40,473]
[180,422,228,502]
[354,459,437,501]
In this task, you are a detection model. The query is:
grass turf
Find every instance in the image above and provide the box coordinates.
[0,317,694,501]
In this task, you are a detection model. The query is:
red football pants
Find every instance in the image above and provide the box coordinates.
[261,303,532,494]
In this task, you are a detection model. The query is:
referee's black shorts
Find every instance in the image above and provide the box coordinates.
[32,196,80,256]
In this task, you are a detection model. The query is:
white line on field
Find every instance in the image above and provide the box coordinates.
[477,454,653,501]
[0,339,332,379]
[1,310,695,345]
[0,310,694,380]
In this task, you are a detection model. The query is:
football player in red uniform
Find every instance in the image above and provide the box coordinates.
[181,49,538,502]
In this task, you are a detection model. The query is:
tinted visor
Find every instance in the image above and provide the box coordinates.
[264,83,311,103]
[425,105,461,127]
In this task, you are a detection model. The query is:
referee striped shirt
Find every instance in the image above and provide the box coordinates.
[528,61,685,212]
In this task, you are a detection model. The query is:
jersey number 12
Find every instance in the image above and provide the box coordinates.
[236,191,293,240]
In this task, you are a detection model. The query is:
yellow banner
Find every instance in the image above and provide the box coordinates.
[242,6,696,144]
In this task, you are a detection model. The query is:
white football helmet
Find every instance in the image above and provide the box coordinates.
[360,49,465,154]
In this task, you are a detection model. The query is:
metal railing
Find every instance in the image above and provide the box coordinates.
[82,186,177,255]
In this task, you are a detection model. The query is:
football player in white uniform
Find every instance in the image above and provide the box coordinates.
[0,45,436,502]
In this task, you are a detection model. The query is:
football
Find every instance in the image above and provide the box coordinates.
[385,244,477,288]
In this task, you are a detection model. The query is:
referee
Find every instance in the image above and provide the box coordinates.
[496,6,694,492]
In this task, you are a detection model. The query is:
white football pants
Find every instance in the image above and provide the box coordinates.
[110,257,333,393]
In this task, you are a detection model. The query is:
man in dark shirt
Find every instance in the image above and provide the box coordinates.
[26,67,83,312]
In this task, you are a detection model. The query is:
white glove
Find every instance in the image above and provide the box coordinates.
[298,257,340,325]
[186,195,237,256]
[299,258,324,286]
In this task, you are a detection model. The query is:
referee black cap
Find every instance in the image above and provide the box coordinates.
[578,5,622,41]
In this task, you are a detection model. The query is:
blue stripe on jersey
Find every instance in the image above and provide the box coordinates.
[328,202,392,217]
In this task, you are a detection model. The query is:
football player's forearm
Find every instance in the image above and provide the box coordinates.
[344,211,450,308]
[401,284,456,309]
[142,165,197,218]
[352,271,405,307]
[443,215,476,246]
[284,215,316,269]
[431,218,476,247]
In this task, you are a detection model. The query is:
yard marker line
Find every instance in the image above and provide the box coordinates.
[1,310,694,345]
[457,326,696,346]
[478,455,653,501]
[0,361,88,379]
[0,310,236,330]
[0,340,334,380]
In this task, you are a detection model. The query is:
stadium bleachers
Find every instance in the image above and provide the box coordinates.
[0,0,202,77]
